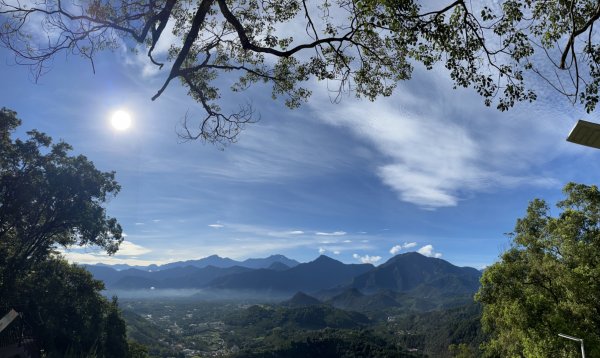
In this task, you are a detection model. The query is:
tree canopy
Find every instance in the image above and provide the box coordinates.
[0,109,144,357]
[1,0,598,144]
[476,183,600,357]
[0,108,122,294]
[11,259,133,357]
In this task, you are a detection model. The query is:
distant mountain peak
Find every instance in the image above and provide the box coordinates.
[313,255,338,263]
[283,291,322,307]
[393,251,425,258]
[351,252,481,295]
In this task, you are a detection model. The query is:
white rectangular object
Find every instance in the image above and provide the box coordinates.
[0,309,18,333]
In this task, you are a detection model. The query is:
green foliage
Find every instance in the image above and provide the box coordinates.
[232,329,416,358]
[7,258,134,357]
[105,297,131,357]
[0,108,122,295]
[224,304,370,332]
[127,341,150,358]
[2,1,599,143]
[389,303,485,358]
[0,109,144,357]
[476,182,600,357]
[121,297,487,357]
[448,343,476,358]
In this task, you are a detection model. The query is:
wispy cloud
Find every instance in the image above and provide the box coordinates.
[121,20,177,78]
[208,224,224,228]
[316,231,346,236]
[311,66,566,209]
[288,230,304,235]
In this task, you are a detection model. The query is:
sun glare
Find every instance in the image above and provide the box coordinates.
[110,110,132,131]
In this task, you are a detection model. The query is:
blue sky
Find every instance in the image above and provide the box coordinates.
[3,33,600,269]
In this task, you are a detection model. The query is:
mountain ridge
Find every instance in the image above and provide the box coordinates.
[91,254,300,272]
[86,252,482,308]
[206,255,374,293]
[350,252,481,295]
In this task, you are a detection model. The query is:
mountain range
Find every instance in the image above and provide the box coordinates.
[86,252,482,311]
[93,254,300,271]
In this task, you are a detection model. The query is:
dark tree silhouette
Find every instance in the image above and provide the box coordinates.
[0,108,122,296]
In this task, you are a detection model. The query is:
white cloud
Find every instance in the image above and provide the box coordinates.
[316,231,346,236]
[209,224,224,228]
[319,247,326,254]
[343,240,352,243]
[390,241,418,255]
[353,253,382,264]
[333,251,341,255]
[312,65,565,209]
[59,240,153,264]
[121,19,177,78]
[116,240,152,256]
[417,244,442,258]
[60,251,165,266]
[179,117,353,183]
[288,230,304,235]
[390,245,402,255]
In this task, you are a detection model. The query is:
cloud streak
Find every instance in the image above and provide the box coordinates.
[316,231,347,236]
[312,66,565,208]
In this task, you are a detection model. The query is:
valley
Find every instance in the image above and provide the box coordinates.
[88,252,485,357]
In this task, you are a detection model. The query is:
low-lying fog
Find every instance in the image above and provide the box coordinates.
[103,288,291,302]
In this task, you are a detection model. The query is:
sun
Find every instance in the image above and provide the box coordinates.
[110,110,132,131]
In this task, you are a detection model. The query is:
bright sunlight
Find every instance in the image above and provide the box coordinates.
[110,110,132,131]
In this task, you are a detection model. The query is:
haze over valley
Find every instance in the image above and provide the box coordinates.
[89,252,485,357]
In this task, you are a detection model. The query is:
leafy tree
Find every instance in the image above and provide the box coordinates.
[0,109,140,357]
[127,340,150,358]
[12,258,132,357]
[104,297,130,358]
[0,108,123,296]
[449,343,476,358]
[476,183,600,357]
[0,0,598,144]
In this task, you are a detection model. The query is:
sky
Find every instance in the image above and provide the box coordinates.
[2,15,600,269]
